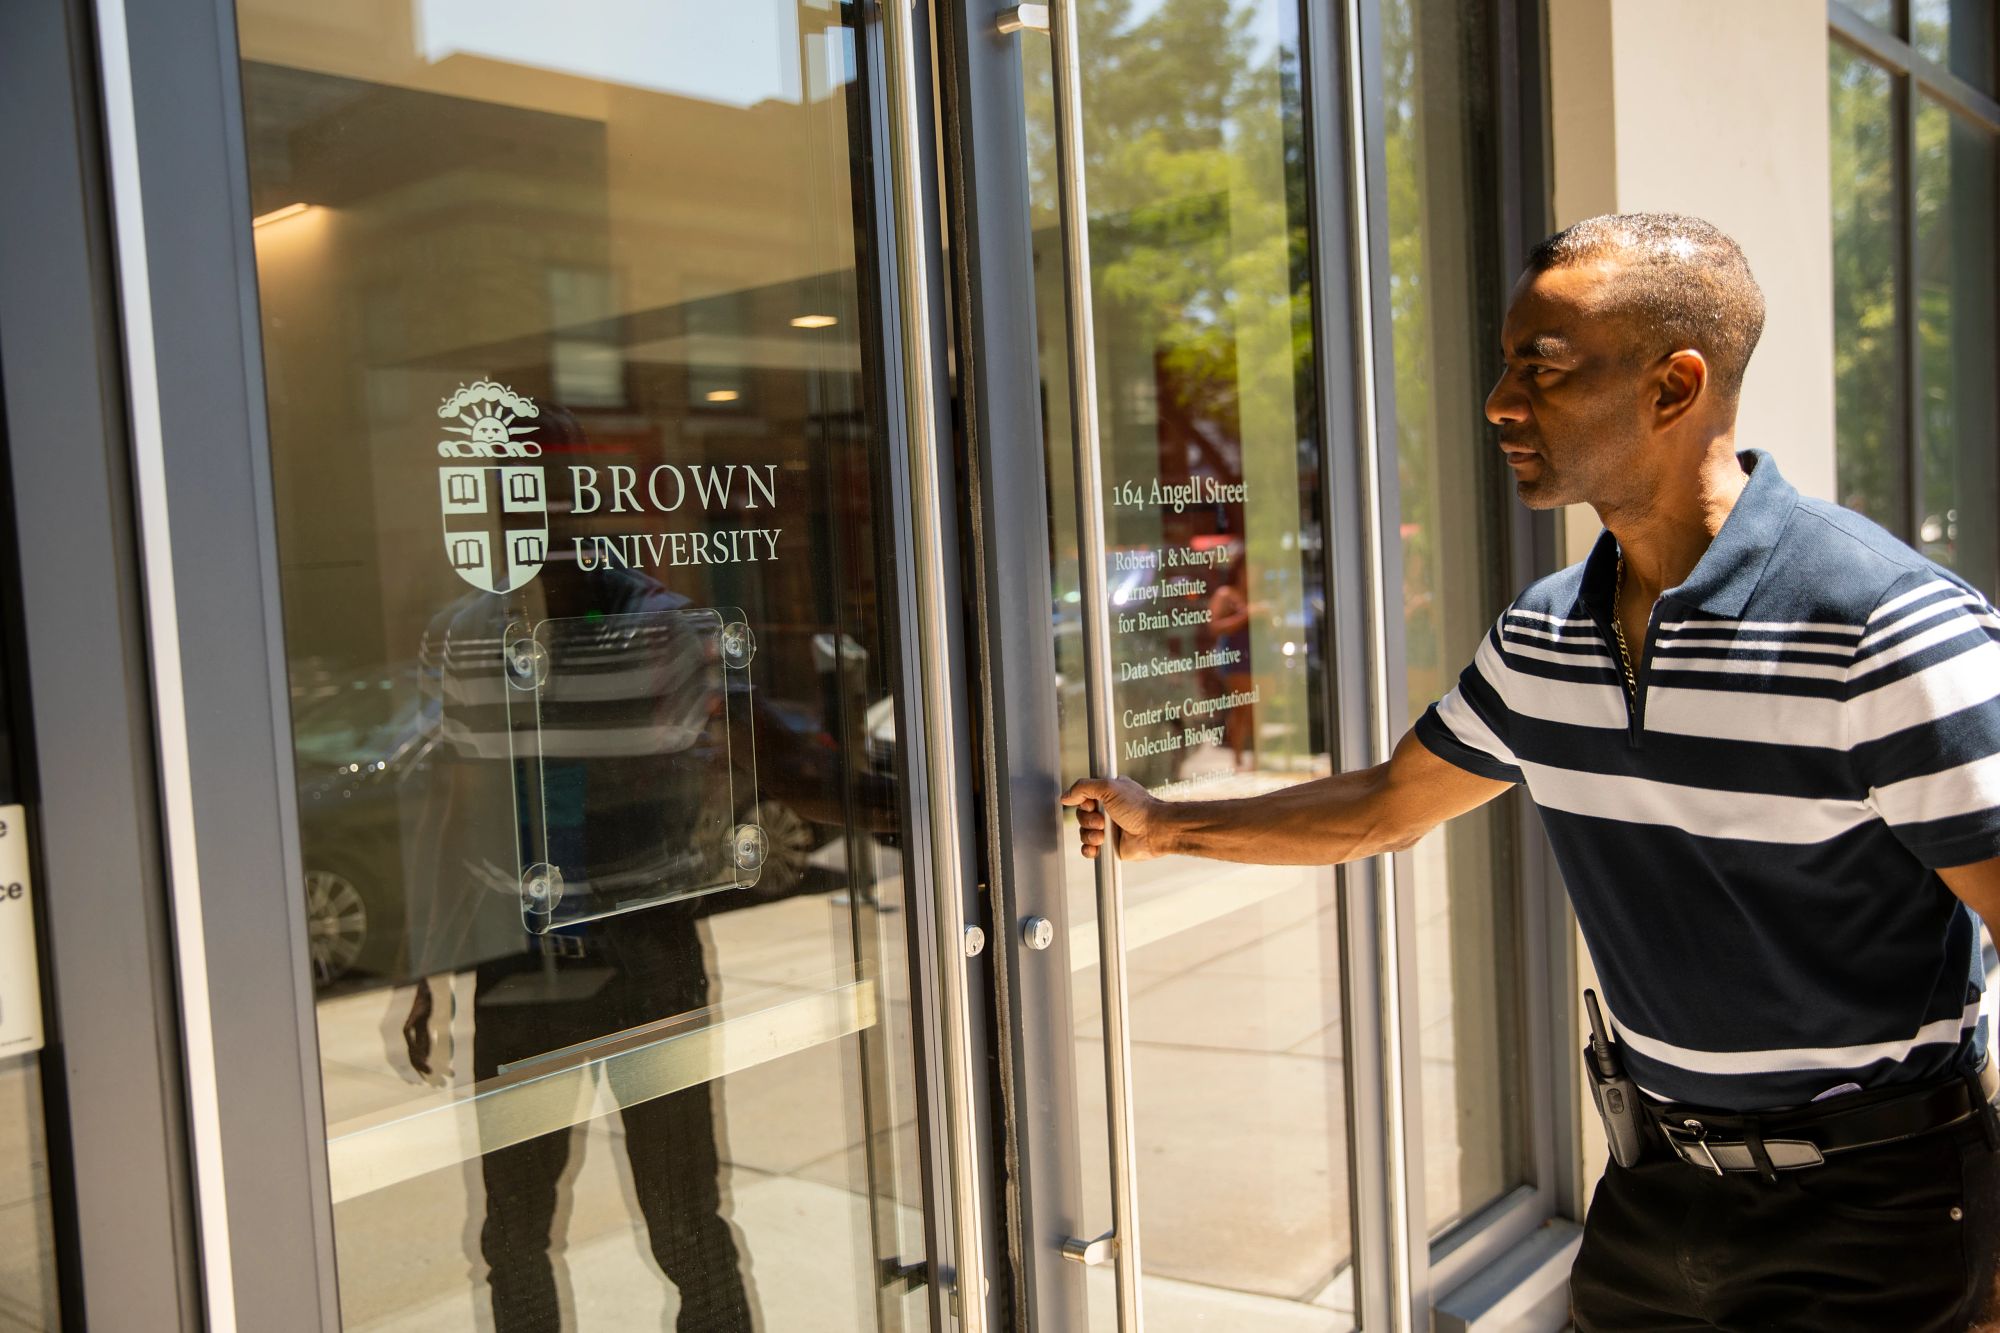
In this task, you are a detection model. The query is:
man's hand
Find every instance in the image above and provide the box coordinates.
[1056,728,1512,867]
[402,982,434,1075]
[397,979,447,1085]
[1061,776,1166,861]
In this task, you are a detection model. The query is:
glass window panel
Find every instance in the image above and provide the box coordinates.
[1849,0,1896,31]
[1024,0,1352,1322]
[1829,48,1906,536]
[237,2,935,1327]
[1912,0,1996,97]
[1914,95,2000,594]
[1378,0,1531,1238]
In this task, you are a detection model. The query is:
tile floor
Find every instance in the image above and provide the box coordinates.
[0,1060,56,1332]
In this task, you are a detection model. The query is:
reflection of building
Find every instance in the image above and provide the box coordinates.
[1,1,1995,1331]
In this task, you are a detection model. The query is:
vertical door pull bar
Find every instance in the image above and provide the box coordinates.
[1038,0,1146,1325]
[880,0,988,1325]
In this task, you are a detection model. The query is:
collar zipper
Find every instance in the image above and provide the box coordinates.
[1605,614,1646,747]
[1606,550,1661,748]
[1628,608,1662,747]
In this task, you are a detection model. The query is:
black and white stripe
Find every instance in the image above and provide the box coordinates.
[1416,452,1998,1110]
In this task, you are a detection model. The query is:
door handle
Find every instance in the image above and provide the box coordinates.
[995,4,1048,35]
[881,0,988,1326]
[1032,0,1146,1325]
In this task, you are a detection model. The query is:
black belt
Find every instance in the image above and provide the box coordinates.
[1651,1060,2000,1177]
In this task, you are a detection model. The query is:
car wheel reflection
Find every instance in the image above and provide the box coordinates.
[748,797,819,897]
[305,867,370,986]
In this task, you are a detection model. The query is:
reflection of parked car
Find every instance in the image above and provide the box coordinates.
[292,670,433,991]
[292,656,853,990]
[743,698,842,900]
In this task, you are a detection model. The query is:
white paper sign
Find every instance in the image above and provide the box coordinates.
[0,804,43,1059]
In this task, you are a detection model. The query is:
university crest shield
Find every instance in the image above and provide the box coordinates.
[435,380,548,593]
[440,465,548,593]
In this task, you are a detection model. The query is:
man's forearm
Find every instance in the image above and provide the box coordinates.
[1063,729,1508,865]
[1154,766,1418,865]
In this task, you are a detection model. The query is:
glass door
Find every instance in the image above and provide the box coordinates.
[233,1,949,1326]
[1013,0,1361,1325]
[0,481,58,1331]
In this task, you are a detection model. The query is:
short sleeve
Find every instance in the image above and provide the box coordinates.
[1850,571,2000,869]
[1413,608,1526,785]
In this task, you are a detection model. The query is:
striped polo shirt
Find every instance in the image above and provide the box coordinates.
[1415,450,2000,1110]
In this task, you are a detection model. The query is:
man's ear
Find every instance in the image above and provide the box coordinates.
[1653,349,1707,428]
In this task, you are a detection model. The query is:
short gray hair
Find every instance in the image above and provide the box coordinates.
[1527,212,1766,401]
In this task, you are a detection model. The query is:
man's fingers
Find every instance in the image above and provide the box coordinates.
[1060,778,1113,807]
[1066,777,1139,862]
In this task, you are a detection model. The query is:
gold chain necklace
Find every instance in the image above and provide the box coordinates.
[1611,548,1639,701]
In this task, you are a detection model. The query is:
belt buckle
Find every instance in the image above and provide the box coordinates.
[1679,1118,1726,1175]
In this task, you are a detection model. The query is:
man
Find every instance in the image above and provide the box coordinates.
[1063,213,2000,1330]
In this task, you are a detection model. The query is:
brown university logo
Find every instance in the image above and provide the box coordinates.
[436,380,547,593]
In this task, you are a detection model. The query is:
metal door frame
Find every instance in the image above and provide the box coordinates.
[0,0,206,1326]
[88,0,344,1320]
[864,0,1010,1323]
[929,2,1091,1326]
[942,0,1402,1325]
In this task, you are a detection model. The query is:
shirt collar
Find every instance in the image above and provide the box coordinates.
[1579,449,1797,620]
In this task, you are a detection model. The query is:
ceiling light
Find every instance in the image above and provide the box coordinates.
[252,202,312,228]
[705,389,741,403]
[789,314,838,329]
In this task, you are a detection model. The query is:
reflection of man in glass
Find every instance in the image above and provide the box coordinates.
[1202,546,1253,769]
[402,405,758,1332]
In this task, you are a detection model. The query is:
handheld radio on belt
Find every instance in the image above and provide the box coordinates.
[1583,988,1647,1169]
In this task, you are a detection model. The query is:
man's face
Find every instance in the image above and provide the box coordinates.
[1484,262,1653,511]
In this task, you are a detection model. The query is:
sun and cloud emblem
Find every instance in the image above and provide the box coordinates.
[438,379,543,459]
[437,379,547,594]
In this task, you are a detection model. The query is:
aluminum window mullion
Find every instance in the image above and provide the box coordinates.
[1489,0,1574,1245]
[1300,0,1397,1326]
[1830,3,2000,135]
[1335,0,1428,1327]
[1896,65,1924,547]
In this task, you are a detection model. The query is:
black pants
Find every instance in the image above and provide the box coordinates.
[473,922,757,1333]
[1573,1120,2000,1331]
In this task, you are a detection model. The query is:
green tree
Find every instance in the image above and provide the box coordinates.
[1828,46,1901,528]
